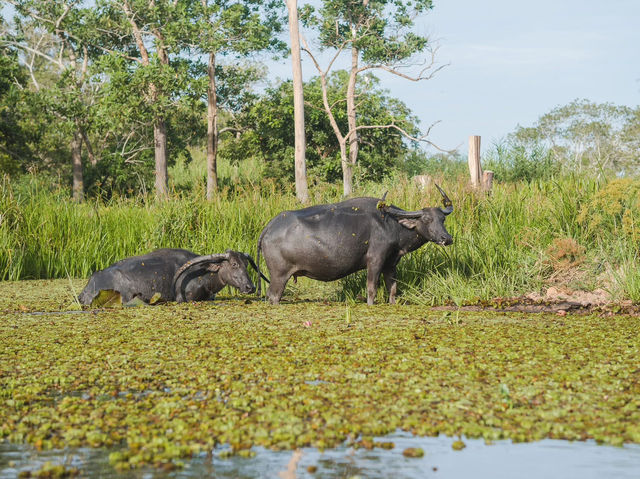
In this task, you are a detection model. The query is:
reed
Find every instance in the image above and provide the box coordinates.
[1,172,639,303]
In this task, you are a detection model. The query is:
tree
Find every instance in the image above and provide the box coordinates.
[0,45,35,175]
[87,0,200,199]
[284,0,309,203]
[300,0,443,195]
[193,0,284,199]
[87,53,203,198]
[621,106,640,169]
[222,71,422,185]
[6,0,98,200]
[512,99,639,176]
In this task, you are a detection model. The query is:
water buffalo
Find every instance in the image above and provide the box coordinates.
[257,185,453,305]
[78,248,262,306]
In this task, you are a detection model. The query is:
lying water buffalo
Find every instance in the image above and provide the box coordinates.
[78,248,262,305]
[257,185,453,305]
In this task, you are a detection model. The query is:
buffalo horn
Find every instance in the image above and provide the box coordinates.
[385,207,423,219]
[434,183,453,215]
[172,253,230,301]
[241,253,270,283]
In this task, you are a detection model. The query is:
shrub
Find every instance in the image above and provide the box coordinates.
[577,178,640,245]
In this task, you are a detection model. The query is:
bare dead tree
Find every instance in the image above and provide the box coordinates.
[301,0,448,196]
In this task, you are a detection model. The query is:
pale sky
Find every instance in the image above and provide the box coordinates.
[279,0,640,154]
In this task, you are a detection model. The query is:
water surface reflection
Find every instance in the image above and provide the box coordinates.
[2,431,639,478]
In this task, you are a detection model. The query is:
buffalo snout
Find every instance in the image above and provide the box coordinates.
[440,235,453,246]
[227,276,255,294]
[220,256,257,295]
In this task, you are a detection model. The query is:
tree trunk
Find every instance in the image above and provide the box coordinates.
[123,0,170,200]
[71,129,84,202]
[80,128,97,166]
[206,51,218,199]
[316,63,348,196]
[286,0,309,204]
[339,140,352,196]
[155,43,170,200]
[154,119,168,199]
[346,45,359,173]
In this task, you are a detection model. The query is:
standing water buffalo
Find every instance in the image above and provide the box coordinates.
[78,248,263,305]
[257,185,453,305]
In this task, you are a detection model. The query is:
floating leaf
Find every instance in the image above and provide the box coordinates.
[90,290,122,308]
[402,447,424,457]
[123,297,147,308]
[452,440,466,451]
[149,293,164,305]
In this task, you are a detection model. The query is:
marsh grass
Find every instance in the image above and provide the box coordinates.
[2,172,640,303]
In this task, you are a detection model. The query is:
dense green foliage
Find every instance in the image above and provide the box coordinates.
[510,99,640,177]
[222,72,422,185]
[0,43,36,174]
[2,0,442,198]
[301,0,434,65]
[483,140,560,183]
[3,3,638,199]
[1,284,639,471]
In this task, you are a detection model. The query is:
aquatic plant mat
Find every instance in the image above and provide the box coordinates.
[1,281,639,473]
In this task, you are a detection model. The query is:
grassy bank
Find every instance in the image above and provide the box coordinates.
[1,174,640,303]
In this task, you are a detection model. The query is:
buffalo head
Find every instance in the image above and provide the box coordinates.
[172,250,267,302]
[383,183,454,246]
[217,250,257,294]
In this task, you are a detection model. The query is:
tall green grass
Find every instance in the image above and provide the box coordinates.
[484,139,560,182]
[1,172,639,303]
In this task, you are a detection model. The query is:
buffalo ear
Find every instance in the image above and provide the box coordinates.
[207,263,221,273]
[398,218,417,230]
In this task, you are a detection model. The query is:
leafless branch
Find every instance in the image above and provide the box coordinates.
[26,48,41,89]
[80,127,97,165]
[120,130,136,157]
[352,120,455,153]
[119,140,152,162]
[330,97,346,110]
[4,40,62,68]
[300,32,347,77]
[354,95,368,111]
[80,44,88,82]
[12,78,25,90]
[219,126,243,135]
[122,0,151,65]
[357,47,448,81]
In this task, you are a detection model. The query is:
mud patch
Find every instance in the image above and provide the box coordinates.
[526,286,611,306]
[436,287,637,315]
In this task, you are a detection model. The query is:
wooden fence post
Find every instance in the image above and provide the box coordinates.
[468,135,493,192]
[468,135,482,188]
[482,170,494,192]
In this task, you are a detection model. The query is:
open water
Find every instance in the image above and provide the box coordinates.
[2,431,640,478]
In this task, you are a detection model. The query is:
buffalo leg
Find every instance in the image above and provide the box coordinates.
[382,264,398,304]
[366,262,384,305]
[266,273,291,304]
